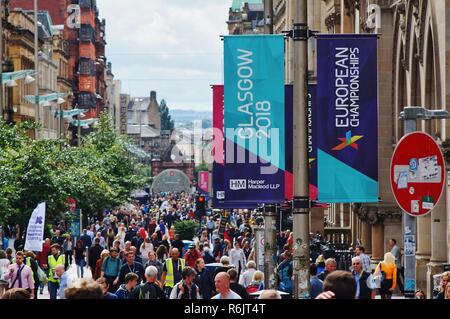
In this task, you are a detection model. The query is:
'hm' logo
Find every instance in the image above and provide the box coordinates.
[230,179,247,191]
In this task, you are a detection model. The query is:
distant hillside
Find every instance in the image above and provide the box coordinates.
[170,109,212,128]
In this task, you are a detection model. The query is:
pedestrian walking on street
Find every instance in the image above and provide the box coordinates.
[24,251,42,300]
[228,268,249,299]
[118,251,144,285]
[169,266,201,299]
[74,240,86,278]
[211,272,242,300]
[140,237,154,266]
[355,246,372,273]
[101,248,122,292]
[4,251,34,298]
[55,264,68,299]
[88,238,103,276]
[47,244,65,299]
[374,252,397,299]
[351,256,376,299]
[317,258,337,281]
[194,258,214,299]
[144,251,164,280]
[97,277,118,299]
[388,238,404,293]
[63,234,74,269]
[161,248,185,297]
[93,250,109,280]
[315,271,357,299]
[229,241,246,279]
[115,272,139,299]
[434,271,449,299]
[185,243,202,268]
[132,265,166,299]
[309,263,324,299]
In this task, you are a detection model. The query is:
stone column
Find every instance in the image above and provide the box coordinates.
[310,208,324,236]
[361,221,372,254]
[371,218,385,264]
[415,215,431,295]
[426,177,448,298]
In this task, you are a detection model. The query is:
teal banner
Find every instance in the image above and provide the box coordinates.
[221,35,285,204]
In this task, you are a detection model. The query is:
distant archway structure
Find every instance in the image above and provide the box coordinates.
[151,169,191,194]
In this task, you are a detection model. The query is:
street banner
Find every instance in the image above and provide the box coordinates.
[284,85,293,201]
[24,202,46,252]
[212,85,258,209]
[216,35,285,206]
[198,171,209,195]
[308,84,318,201]
[317,34,379,203]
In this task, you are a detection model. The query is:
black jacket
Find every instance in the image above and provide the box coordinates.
[230,282,250,299]
[118,262,145,285]
[194,268,214,299]
[353,271,373,299]
[132,282,166,299]
[88,244,103,269]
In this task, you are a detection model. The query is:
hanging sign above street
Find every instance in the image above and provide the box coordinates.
[390,132,446,217]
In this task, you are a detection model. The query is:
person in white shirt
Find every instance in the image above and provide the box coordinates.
[239,261,256,288]
[211,272,241,300]
[229,242,246,278]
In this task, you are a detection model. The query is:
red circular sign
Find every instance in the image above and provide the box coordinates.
[390,132,446,217]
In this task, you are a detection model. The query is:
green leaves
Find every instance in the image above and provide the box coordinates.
[0,113,146,225]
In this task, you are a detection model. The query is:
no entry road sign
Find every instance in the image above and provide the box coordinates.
[390,132,445,216]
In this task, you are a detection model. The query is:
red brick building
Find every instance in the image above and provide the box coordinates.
[10,0,107,141]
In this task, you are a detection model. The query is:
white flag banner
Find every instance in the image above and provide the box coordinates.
[24,202,46,252]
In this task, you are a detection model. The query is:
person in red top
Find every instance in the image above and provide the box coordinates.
[184,244,202,268]
[36,238,51,269]
[36,238,51,295]
[138,227,147,240]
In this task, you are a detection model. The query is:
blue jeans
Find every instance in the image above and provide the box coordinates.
[76,258,85,278]
[48,281,60,299]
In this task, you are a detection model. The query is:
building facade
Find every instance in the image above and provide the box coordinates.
[267,0,450,297]
[227,0,264,35]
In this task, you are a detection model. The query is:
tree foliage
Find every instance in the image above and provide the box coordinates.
[0,113,146,226]
[174,220,198,241]
[160,99,174,131]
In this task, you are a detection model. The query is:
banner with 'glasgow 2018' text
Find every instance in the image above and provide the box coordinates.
[317,34,379,203]
[215,35,285,207]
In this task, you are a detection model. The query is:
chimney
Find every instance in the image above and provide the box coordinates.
[150,91,157,101]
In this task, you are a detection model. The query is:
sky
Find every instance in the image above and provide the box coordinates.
[96,0,230,112]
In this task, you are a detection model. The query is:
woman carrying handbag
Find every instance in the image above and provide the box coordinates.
[374,252,397,299]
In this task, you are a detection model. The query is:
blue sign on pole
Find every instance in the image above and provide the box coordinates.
[316,34,379,203]
[214,35,285,207]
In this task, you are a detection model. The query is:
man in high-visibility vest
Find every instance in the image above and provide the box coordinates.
[47,244,65,299]
[161,248,185,297]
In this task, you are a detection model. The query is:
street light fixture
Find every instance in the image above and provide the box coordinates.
[25,75,35,84]
[57,97,65,105]
[5,80,18,87]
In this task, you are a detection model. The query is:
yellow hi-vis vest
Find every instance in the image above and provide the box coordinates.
[48,254,65,283]
[165,258,185,288]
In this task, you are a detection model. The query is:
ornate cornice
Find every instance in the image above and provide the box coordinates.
[355,203,402,225]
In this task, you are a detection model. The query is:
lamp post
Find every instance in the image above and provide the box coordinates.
[34,0,40,139]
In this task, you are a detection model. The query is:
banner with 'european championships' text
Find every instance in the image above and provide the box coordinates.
[317,34,379,203]
[214,35,285,207]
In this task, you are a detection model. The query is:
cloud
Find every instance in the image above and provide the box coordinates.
[96,0,230,111]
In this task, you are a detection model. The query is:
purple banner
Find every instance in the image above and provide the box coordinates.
[317,34,379,203]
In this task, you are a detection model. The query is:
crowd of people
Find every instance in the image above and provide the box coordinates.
[1,192,449,300]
